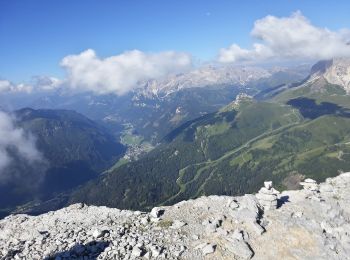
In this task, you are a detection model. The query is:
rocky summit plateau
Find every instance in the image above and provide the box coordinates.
[1,172,350,260]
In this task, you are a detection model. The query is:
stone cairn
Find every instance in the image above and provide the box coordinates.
[300,178,321,200]
[256,181,280,210]
[300,178,319,192]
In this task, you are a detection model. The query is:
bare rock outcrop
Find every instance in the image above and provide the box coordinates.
[1,173,350,259]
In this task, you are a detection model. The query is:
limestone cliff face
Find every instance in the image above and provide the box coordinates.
[1,172,350,260]
[310,58,350,93]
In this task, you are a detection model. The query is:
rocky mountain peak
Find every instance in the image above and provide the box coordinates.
[234,93,253,104]
[135,66,272,98]
[221,93,254,112]
[2,172,350,259]
[310,58,350,93]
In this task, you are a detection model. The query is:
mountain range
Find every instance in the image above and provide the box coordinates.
[0,65,309,144]
[2,59,350,217]
[8,58,350,216]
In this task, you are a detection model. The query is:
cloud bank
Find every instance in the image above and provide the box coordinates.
[0,111,44,182]
[0,49,192,96]
[219,11,350,63]
[0,80,33,93]
[0,76,61,94]
[60,49,193,95]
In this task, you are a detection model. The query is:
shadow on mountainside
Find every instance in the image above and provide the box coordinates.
[287,97,350,119]
[44,240,110,260]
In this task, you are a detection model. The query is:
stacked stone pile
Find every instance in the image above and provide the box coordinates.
[255,181,280,210]
[300,178,319,191]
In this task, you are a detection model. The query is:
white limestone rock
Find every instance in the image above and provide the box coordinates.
[171,220,187,229]
[226,198,239,209]
[201,243,216,255]
[131,246,143,257]
[92,229,109,239]
[226,239,254,260]
[1,173,350,259]
[264,181,273,189]
[150,207,165,218]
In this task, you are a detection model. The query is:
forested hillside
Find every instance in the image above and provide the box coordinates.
[0,108,125,217]
[68,79,350,211]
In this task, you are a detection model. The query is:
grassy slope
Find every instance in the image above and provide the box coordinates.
[271,79,350,109]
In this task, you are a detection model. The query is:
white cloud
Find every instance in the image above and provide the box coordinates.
[0,80,33,93]
[219,11,350,63]
[0,80,12,92]
[0,76,61,94]
[0,111,44,182]
[0,49,191,96]
[60,49,193,95]
[32,76,62,91]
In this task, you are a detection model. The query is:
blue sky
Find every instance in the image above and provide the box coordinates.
[1,0,350,83]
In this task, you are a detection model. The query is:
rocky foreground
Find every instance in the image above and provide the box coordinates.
[1,173,350,260]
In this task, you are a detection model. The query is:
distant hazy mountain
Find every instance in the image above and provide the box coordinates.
[0,65,309,145]
[135,65,310,97]
[136,66,271,98]
[0,108,125,216]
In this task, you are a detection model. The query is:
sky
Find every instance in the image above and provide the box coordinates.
[1,0,350,87]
